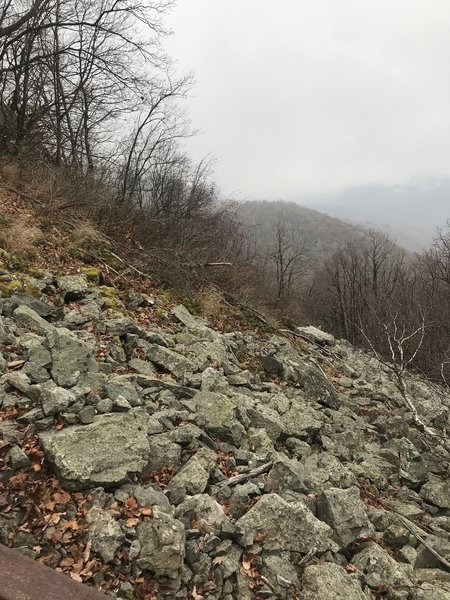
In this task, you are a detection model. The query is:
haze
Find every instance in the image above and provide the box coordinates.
[166,1,450,245]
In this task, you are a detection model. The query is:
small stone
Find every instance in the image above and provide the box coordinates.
[7,445,31,470]
[114,395,132,412]
[97,398,114,414]
[78,405,96,424]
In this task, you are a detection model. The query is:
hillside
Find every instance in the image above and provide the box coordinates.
[237,200,369,259]
[1,193,450,599]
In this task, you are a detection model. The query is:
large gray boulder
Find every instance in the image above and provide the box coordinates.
[317,486,373,547]
[296,452,357,493]
[13,305,54,336]
[136,508,185,577]
[296,325,336,347]
[279,403,323,439]
[171,305,210,332]
[47,327,97,387]
[7,293,59,318]
[56,274,88,301]
[236,493,333,553]
[194,392,245,446]
[39,410,151,489]
[144,344,193,379]
[302,562,369,600]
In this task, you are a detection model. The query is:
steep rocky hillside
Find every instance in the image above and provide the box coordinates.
[1,198,450,600]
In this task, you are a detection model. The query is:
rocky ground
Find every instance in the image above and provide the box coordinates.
[1,249,450,599]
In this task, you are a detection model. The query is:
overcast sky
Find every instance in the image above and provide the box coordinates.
[165,1,450,201]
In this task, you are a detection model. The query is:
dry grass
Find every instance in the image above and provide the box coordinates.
[0,214,43,257]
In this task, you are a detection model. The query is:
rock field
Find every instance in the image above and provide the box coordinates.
[1,269,450,599]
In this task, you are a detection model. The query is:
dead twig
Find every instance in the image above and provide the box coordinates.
[217,461,273,487]
[400,516,450,570]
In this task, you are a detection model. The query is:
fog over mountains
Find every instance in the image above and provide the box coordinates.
[301,180,450,252]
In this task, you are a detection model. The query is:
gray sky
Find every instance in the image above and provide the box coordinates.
[165,1,450,200]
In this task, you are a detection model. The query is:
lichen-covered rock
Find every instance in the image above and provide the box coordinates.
[296,452,357,492]
[236,493,333,552]
[420,477,450,509]
[261,336,340,408]
[13,305,54,335]
[39,410,151,489]
[302,562,369,600]
[296,325,336,347]
[194,392,245,446]
[47,327,97,387]
[87,506,125,563]
[317,486,373,546]
[167,448,215,500]
[136,508,185,577]
[56,274,88,301]
[279,403,323,440]
[146,434,182,473]
[243,404,283,442]
[6,293,58,318]
[352,542,414,593]
[6,445,31,470]
[176,494,234,534]
[40,382,76,416]
[145,344,194,379]
[171,305,210,332]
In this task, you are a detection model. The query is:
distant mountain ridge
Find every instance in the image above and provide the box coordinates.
[300,180,450,252]
[238,199,371,260]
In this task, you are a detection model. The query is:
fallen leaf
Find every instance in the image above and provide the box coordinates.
[192,587,204,600]
[60,557,75,569]
[126,517,140,527]
[60,519,79,532]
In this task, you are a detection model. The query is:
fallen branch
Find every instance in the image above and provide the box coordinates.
[0,184,43,206]
[259,575,279,595]
[217,461,273,487]
[363,489,450,570]
[296,547,317,570]
[400,516,450,570]
[104,249,153,279]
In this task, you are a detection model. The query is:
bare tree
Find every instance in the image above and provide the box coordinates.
[270,218,312,308]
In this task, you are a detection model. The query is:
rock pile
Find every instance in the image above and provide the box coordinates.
[1,270,450,599]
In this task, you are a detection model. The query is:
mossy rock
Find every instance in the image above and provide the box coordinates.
[81,267,103,284]
[23,266,47,279]
[0,275,41,298]
[0,279,22,297]
[0,247,25,271]
[99,285,121,299]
